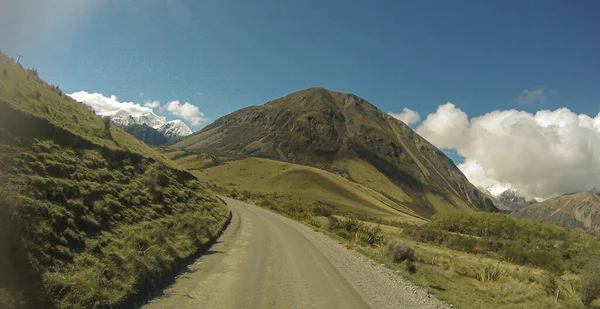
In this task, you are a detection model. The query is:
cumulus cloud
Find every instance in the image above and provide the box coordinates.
[69,91,153,116]
[515,88,556,105]
[388,108,421,125]
[165,100,207,126]
[144,100,161,108]
[416,104,600,200]
[69,91,207,127]
[415,103,470,150]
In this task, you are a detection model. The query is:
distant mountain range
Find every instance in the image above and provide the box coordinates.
[80,104,192,145]
[481,188,536,213]
[513,191,600,232]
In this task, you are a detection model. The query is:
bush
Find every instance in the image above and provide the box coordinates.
[386,241,415,263]
[579,258,600,306]
[311,203,333,217]
[404,260,416,273]
[543,272,558,296]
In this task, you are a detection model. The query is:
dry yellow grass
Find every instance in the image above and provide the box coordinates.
[176,155,427,224]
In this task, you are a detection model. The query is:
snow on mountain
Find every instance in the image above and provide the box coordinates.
[157,120,193,142]
[85,106,193,142]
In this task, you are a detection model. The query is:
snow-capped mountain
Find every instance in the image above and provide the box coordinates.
[83,106,193,144]
[485,187,536,213]
[99,110,166,128]
[156,120,193,142]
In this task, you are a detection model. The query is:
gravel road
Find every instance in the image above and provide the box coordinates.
[141,197,449,309]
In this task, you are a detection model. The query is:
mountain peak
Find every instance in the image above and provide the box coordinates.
[172,88,498,217]
[77,103,192,144]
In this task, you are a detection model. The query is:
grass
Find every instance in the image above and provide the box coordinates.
[193,168,600,308]
[0,53,229,309]
[166,152,427,225]
[333,218,591,309]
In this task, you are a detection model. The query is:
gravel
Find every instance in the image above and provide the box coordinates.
[278,213,451,309]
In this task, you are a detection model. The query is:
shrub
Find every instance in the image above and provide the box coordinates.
[327,216,341,230]
[579,258,600,306]
[404,260,416,273]
[33,90,41,101]
[358,225,383,246]
[311,203,333,217]
[27,68,38,77]
[2,68,7,76]
[386,241,415,263]
[543,272,558,296]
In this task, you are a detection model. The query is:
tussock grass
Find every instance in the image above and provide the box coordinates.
[0,53,228,308]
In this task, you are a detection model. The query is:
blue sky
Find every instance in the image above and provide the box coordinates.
[2,1,600,196]
[2,0,599,122]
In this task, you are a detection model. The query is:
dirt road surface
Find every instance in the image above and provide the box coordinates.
[141,197,448,309]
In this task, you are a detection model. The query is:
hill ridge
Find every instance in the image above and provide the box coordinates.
[172,87,497,217]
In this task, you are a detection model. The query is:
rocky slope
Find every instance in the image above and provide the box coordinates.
[513,191,600,232]
[123,124,169,146]
[493,189,535,213]
[173,87,497,217]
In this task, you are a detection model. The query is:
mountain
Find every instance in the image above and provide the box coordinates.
[157,119,193,142]
[513,192,600,232]
[85,108,193,144]
[123,124,169,146]
[0,53,228,308]
[100,109,165,128]
[493,189,535,213]
[173,87,497,217]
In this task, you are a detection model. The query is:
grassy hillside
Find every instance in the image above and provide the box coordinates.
[513,192,600,233]
[319,211,600,308]
[164,151,427,225]
[0,53,229,309]
[172,87,497,218]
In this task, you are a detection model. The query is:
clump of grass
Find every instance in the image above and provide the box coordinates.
[385,241,415,263]
[475,263,504,283]
[543,272,558,295]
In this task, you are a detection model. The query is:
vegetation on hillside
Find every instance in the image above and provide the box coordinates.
[171,87,498,217]
[0,53,229,309]
[403,212,599,273]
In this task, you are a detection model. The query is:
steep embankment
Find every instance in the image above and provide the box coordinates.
[172,87,497,218]
[0,53,228,309]
[513,192,600,232]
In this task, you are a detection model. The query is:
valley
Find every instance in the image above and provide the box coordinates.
[2,50,600,309]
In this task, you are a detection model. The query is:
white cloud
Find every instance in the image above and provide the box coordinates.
[68,91,206,127]
[515,87,556,105]
[388,108,421,125]
[144,100,161,108]
[165,100,207,126]
[415,103,470,150]
[416,104,600,200]
[68,91,153,116]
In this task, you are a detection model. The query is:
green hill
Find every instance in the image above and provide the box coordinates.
[0,53,229,309]
[172,87,497,218]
